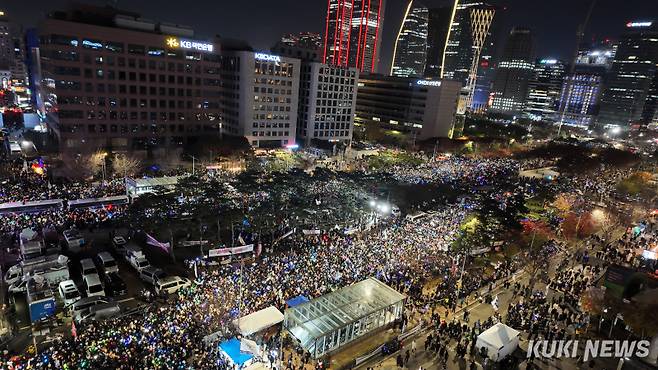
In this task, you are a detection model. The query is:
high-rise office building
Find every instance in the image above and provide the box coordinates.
[524,59,566,121]
[322,0,386,73]
[471,4,502,112]
[441,0,496,107]
[555,39,613,129]
[272,32,322,62]
[596,21,658,129]
[232,51,300,148]
[489,27,534,114]
[280,32,322,50]
[423,6,453,78]
[576,39,617,67]
[0,10,13,72]
[297,63,358,145]
[355,76,461,140]
[557,70,603,129]
[30,4,303,151]
[391,0,428,78]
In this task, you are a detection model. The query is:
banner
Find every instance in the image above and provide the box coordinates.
[302,229,321,235]
[208,244,254,258]
[145,233,170,253]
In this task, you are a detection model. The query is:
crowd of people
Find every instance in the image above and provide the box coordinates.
[0,147,655,369]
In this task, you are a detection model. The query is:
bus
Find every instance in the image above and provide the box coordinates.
[405,211,428,223]
[0,199,64,215]
[68,195,129,210]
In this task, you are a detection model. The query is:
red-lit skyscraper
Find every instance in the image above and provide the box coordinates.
[323,0,385,73]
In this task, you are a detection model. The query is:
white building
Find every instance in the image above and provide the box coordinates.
[297,63,358,145]
[233,51,300,148]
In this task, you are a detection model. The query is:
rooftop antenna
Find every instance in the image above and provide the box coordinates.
[556,0,597,137]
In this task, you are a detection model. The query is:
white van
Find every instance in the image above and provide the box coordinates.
[155,276,192,295]
[79,258,98,277]
[58,280,81,307]
[94,252,118,274]
[82,274,105,297]
[129,257,150,273]
[124,244,145,261]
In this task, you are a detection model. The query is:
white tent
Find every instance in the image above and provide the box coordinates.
[475,323,520,362]
[233,306,284,336]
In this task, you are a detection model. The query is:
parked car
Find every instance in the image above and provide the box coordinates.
[74,302,120,325]
[129,256,151,273]
[58,280,81,307]
[63,229,85,248]
[79,258,98,277]
[71,296,109,317]
[101,272,127,296]
[111,236,127,254]
[155,276,192,295]
[94,252,118,274]
[139,267,166,285]
[82,274,105,297]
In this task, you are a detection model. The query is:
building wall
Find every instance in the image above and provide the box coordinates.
[297,62,358,144]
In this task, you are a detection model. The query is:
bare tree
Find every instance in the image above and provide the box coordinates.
[82,150,107,180]
[112,155,141,178]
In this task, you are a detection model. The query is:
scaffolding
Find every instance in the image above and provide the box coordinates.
[283,278,405,358]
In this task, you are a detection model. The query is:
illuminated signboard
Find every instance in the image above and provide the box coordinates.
[166,37,214,53]
[626,21,652,28]
[416,80,442,87]
[255,53,281,62]
[540,59,557,64]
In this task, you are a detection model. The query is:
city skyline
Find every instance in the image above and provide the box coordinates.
[5,0,656,73]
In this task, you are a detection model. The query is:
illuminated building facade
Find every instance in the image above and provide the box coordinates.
[490,27,534,114]
[423,6,452,78]
[355,75,461,139]
[524,59,566,121]
[323,0,386,73]
[232,51,300,148]
[557,71,603,128]
[596,21,658,129]
[576,39,617,68]
[31,4,239,151]
[391,0,428,78]
[441,1,496,107]
[0,10,12,72]
[297,63,358,145]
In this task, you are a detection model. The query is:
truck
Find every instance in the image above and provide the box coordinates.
[27,277,56,322]
[4,255,70,286]
[19,228,45,260]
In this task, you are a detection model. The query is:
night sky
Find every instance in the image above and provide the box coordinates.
[5,0,656,72]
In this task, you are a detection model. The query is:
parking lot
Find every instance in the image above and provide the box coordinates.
[3,225,194,352]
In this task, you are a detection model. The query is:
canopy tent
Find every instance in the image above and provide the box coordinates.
[219,338,254,368]
[286,295,310,308]
[475,323,520,362]
[243,363,268,370]
[233,306,284,336]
